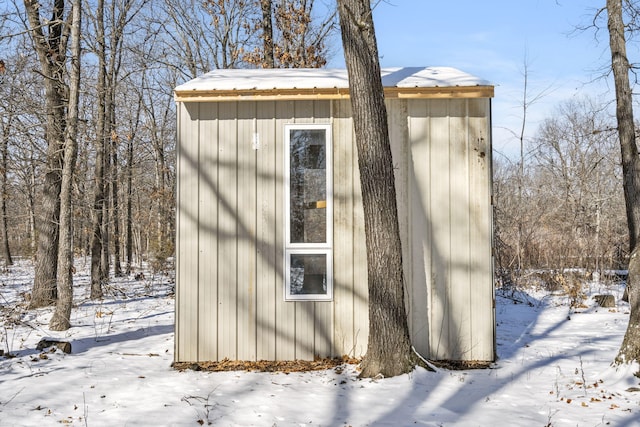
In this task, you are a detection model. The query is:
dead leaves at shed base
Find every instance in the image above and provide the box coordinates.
[173,356,361,373]
[173,356,494,373]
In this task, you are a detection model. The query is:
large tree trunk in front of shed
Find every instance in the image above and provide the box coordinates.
[337,0,420,378]
[607,0,640,366]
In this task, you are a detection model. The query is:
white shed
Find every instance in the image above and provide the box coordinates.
[174,67,495,363]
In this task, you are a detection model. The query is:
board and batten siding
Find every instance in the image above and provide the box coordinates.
[175,95,494,363]
[402,97,494,361]
[175,99,370,362]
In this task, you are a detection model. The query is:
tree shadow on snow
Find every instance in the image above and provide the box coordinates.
[360,290,635,426]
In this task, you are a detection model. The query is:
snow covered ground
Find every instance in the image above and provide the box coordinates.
[1,260,639,426]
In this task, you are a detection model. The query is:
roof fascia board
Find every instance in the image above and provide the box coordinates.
[174,86,494,102]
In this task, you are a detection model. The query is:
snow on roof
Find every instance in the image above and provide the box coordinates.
[174,66,491,93]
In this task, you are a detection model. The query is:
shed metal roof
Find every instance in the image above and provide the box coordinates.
[174,67,494,102]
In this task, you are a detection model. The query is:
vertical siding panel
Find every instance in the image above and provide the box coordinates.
[332,100,355,357]
[217,101,238,360]
[294,100,314,122]
[352,110,369,358]
[407,99,431,358]
[198,102,219,361]
[295,303,315,360]
[429,99,451,360]
[448,99,472,359]
[275,101,296,360]
[237,102,257,360]
[314,302,333,357]
[468,98,494,360]
[176,102,200,362]
[313,100,331,122]
[314,100,333,358]
[256,101,277,360]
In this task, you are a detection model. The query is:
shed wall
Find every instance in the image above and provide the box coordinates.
[175,97,494,363]
[402,98,494,361]
[175,100,369,362]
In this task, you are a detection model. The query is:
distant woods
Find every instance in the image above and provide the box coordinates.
[0,0,337,314]
[494,96,628,285]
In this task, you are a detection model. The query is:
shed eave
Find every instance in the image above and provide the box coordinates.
[386,85,494,99]
[174,85,494,102]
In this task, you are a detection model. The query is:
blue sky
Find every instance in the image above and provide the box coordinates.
[328,0,614,160]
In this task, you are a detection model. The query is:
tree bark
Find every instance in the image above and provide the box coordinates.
[1,112,13,267]
[50,0,81,331]
[27,155,36,257]
[24,0,69,308]
[101,171,110,278]
[112,132,122,276]
[90,0,107,299]
[154,129,166,253]
[607,0,640,366]
[125,132,134,274]
[260,0,274,67]
[337,0,418,378]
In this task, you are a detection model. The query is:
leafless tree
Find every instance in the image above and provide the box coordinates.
[86,0,147,296]
[88,0,108,298]
[247,0,337,68]
[0,48,17,267]
[535,98,623,269]
[606,0,640,366]
[259,0,275,67]
[0,0,340,323]
[337,0,419,378]
[22,0,70,308]
[494,96,626,281]
[201,0,260,69]
[50,0,81,331]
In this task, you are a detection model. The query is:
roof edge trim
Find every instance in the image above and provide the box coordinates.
[174,85,494,102]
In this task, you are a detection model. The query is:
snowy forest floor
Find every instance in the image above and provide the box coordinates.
[1,260,639,427]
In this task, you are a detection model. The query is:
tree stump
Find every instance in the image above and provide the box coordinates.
[593,294,616,308]
[36,339,72,354]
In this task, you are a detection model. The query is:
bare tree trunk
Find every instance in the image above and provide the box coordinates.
[90,0,107,299]
[90,152,106,299]
[33,162,63,304]
[337,0,419,378]
[154,134,166,251]
[101,154,110,279]
[607,0,640,365]
[86,0,138,288]
[24,0,70,308]
[50,0,81,331]
[107,3,122,276]
[1,117,13,267]
[28,157,36,257]
[125,132,133,274]
[260,0,274,67]
[111,126,122,276]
